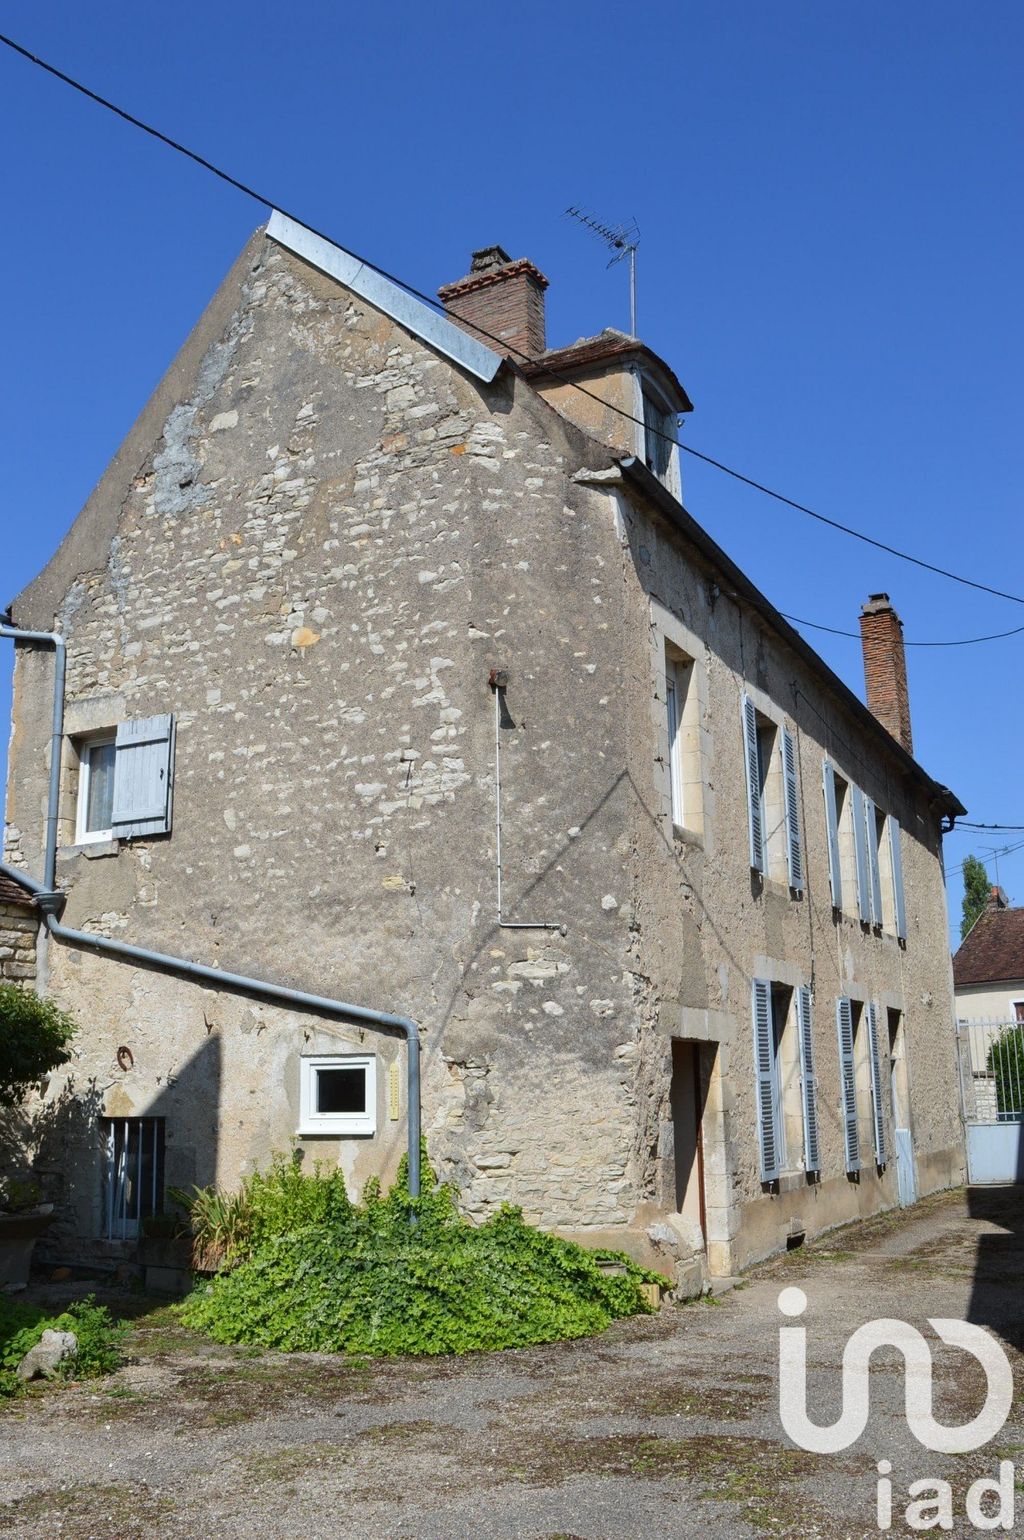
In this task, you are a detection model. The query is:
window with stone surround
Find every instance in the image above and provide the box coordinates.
[656,627,704,842]
[71,715,176,847]
[75,734,117,844]
[298,1054,376,1137]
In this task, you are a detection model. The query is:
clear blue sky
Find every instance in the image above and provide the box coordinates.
[1,3,1021,943]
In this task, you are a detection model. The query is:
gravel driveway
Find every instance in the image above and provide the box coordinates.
[1,1185,1021,1539]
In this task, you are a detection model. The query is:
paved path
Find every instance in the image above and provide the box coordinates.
[1,1186,1022,1539]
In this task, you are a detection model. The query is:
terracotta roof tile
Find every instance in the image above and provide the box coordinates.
[953,908,1024,987]
[0,872,37,909]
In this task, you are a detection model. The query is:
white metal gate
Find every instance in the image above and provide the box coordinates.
[956,1019,1024,1184]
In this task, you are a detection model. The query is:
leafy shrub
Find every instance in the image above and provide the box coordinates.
[0,1295,125,1397]
[987,1025,1024,1120]
[0,984,75,1109]
[172,1154,353,1270]
[180,1152,664,1357]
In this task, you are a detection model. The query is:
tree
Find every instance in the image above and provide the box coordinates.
[960,854,991,941]
[0,984,75,1108]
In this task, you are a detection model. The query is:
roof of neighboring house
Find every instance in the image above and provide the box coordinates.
[953,907,1024,987]
[521,329,694,413]
[0,872,36,909]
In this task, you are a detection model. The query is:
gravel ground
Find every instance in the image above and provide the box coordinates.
[1,1185,1021,1539]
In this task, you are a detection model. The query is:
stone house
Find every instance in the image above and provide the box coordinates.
[954,891,1024,1025]
[0,215,966,1286]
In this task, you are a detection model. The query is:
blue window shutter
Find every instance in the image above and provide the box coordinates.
[866,1003,887,1167]
[111,715,175,840]
[741,694,765,873]
[822,761,842,909]
[889,818,907,939]
[796,985,820,1175]
[836,998,861,1173]
[851,785,871,923]
[752,978,780,1181]
[864,795,883,925]
[781,725,803,893]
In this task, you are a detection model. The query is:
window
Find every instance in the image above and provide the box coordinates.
[742,699,803,887]
[76,736,117,843]
[836,998,887,1174]
[73,714,176,846]
[643,387,675,480]
[656,628,704,840]
[102,1116,165,1240]
[752,980,818,1181]
[299,1054,376,1136]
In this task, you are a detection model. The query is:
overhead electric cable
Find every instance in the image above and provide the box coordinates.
[2,28,1022,609]
[781,613,1024,648]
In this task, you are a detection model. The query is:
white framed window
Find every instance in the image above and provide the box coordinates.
[72,715,176,847]
[76,734,117,844]
[665,654,687,829]
[298,1054,377,1137]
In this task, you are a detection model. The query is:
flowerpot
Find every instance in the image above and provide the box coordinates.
[0,1208,55,1290]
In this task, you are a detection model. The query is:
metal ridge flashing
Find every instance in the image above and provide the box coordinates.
[267,212,503,385]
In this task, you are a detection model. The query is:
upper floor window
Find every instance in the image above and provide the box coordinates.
[822,760,906,939]
[76,735,117,844]
[741,695,803,892]
[655,619,704,842]
[73,714,176,847]
[638,376,681,497]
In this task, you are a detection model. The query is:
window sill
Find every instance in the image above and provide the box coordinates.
[296,1125,375,1139]
[60,839,120,861]
[672,824,704,851]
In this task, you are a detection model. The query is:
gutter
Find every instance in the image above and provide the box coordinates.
[615,458,966,828]
[0,631,422,1199]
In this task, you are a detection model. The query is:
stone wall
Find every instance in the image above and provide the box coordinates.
[3,225,964,1275]
[0,898,36,985]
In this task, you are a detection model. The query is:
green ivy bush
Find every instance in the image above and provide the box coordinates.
[0,1295,125,1397]
[180,1153,664,1357]
[0,983,75,1108]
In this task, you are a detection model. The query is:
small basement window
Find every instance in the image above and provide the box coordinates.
[299,1054,377,1137]
[76,735,117,844]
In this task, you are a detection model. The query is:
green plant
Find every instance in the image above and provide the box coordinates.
[961,854,992,941]
[0,1176,43,1213]
[0,1294,125,1397]
[0,983,75,1109]
[171,1152,353,1270]
[180,1150,665,1357]
[987,1025,1024,1120]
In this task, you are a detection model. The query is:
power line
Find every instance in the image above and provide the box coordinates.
[947,838,1024,880]
[955,823,1024,833]
[3,28,1023,611]
[781,612,1024,648]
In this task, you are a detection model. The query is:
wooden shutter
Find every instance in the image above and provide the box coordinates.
[666,663,684,826]
[864,795,884,925]
[836,997,861,1173]
[851,785,871,924]
[781,725,803,893]
[866,1002,887,1167]
[822,761,842,909]
[796,985,820,1175]
[741,694,765,873]
[752,978,780,1182]
[111,715,175,840]
[889,818,907,939]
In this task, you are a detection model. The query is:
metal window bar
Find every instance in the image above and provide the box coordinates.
[956,1020,1024,1125]
[102,1118,164,1239]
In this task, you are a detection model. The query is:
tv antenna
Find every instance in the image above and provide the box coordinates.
[565,206,640,337]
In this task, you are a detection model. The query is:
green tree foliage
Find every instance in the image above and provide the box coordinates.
[180,1152,665,1357]
[960,854,992,941]
[0,984,75,1108]
[987,1025,1024,1120]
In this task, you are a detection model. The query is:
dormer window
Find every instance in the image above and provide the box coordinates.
[642,386,675,478]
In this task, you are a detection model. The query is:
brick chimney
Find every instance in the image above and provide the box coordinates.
[438,246,548,361]
[859,593,913,754]
[988,886,1009,911]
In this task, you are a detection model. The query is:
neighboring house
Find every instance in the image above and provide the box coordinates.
[0,217,966,1287]
[953,890,1024,1023]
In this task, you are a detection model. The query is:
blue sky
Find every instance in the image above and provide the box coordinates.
[1,2,1021,942]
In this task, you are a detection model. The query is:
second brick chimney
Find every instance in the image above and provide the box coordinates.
[859,593,913,754]
[438,246,548,361]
